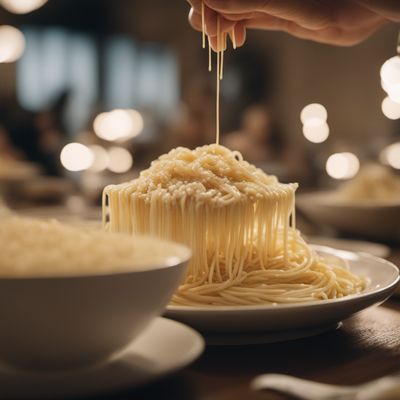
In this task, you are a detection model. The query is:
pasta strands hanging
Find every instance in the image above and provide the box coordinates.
[103,145,367,306]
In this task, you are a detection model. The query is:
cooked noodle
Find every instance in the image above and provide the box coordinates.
[103,145,367,306]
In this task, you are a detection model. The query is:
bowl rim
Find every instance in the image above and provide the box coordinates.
[0,242,191,281]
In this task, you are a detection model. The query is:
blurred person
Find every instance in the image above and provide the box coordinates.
[162,74,214,152]
[223,103,311,183]
[0,96,39,164]
[162,45,273,155]
[0,127,23,161]
[0,93,67,176]
[221,44,275,132]
[34,91,70,176]
[223,104,284,164]
[187,0,400,48]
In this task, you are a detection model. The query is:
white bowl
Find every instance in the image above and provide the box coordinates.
[297,191,400,241]
[0,244,190,371]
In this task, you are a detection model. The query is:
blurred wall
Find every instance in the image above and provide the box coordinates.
[112,1,400,155]
[1,0,398,152]
[0,63,16,99]
[248,24,399,148]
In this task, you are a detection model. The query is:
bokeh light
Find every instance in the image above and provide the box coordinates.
[94,110,132,141]
[381,96,400,120]
[326,152,360,180]
[0,25,25,63]
[302,120,329,143]
[0,0,47,14]
[107,147,133,173]
[380,142,400,169]
[300,103,328,125]
[93,109,143,142]
[380,56,400,102]
[387,85,400,103]
[88,145,109,172]
[60,143,94,172]
[126,109,144,139]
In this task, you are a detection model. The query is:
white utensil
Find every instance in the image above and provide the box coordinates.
[251,373,400,400]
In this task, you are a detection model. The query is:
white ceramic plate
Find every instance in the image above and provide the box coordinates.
[307,236,390,258]
[0,317,204,400]
[297,191,400,241]
[165,246,399,344]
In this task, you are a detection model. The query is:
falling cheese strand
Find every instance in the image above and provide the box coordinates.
[216,16,221,144]
[208,36,212,72]
[231,27,237,49]
[201,1,206,49]
[220,33,226,80]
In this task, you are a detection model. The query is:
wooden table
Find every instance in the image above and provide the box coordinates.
[109,250,400,400]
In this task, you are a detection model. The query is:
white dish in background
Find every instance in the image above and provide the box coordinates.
[165,246,399,344]
[307,236,390,258]
[297,191,400,242]
[0,317,204,400]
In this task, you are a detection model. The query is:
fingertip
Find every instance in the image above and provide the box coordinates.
[186,0,203,13]
[209,35,218,52]
[204,0,230,12]
[204,5,218,36]
[204,7,231,35]
[189,7,203,32]
[234,22,246,47]
[219,15,236,32]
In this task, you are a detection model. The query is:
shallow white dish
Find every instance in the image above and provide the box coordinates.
[165,246,399,342]
[297,191,400,241]
[0,317,204,400]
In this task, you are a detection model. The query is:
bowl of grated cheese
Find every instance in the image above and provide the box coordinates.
[0,211,190,371]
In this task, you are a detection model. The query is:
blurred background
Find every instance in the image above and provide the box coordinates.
[0,0,399,217]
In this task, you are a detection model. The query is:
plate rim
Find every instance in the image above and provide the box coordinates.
[306,236,390,258]
[167,245,399,313]
[0,317,205,399]
[133,316,205,371]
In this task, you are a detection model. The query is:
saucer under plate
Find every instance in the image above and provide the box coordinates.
[0,317,204,399]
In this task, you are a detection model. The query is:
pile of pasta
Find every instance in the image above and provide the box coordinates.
[103,144,367,306]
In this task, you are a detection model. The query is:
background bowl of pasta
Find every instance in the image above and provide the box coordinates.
[297,191,400,241]
[297,165,400,241]
[0,212,191,371]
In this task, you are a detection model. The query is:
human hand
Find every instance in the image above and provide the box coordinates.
[187,0,247,50]
[187,0,399,48]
